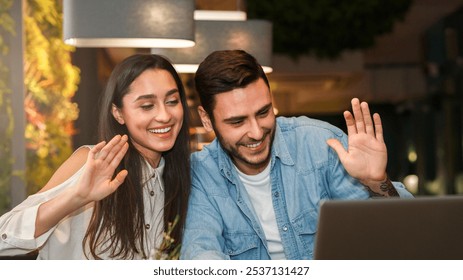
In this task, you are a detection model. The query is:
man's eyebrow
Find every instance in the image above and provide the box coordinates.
[223,115,246,123]
[132,89,179,102]
[222,103,272,123]
[256,103,272,115]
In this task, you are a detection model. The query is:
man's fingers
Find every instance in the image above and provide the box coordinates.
[347,98,380,138]
[326,139,347,160]
[361,102,375,136]
[351,98,366,134]
[373,113,384,143]
[344,110,357,136]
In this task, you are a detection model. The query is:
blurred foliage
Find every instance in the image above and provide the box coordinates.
[247,0,412,59]
[151,215,181,260]
[24,0,80,194]
[0,0,15,214]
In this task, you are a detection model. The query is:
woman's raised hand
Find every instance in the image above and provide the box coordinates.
[74,135,129,204]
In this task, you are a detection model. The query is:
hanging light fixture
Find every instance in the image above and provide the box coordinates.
[152,12,273,73]
[194,10,247,21]
[63,0,195,48]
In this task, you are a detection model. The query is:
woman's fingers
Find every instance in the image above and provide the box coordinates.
[96,135,122,161]
[92,135,128,162]
[88,140,106,162]
[109,169,128,192]
[109,142,129,170]
[101,135,128,164]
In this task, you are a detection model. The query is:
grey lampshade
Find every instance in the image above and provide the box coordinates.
[63,0,195,48]
[152,19,273,73]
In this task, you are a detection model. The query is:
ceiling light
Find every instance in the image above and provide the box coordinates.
[194,10,247,21]
[63,0,195,48]
[152,19,273,73]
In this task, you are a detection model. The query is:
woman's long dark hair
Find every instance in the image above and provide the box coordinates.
[83,54,191,259]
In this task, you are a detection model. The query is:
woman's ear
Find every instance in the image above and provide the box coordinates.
[112,104,125,125]
[197,106,213,132]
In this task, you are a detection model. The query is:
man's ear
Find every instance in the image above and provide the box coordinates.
[197,106,213,132]
[112,104,125,125]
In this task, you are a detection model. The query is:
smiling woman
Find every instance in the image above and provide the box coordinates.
[0,54,191,260]
[111,68,184,167]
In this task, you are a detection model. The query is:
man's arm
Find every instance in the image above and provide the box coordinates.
[180,179,230,260]
[364,176,398,197]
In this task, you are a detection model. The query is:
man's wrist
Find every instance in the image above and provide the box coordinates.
[362,175,399,197]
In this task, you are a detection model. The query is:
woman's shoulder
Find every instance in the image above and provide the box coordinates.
[38,145,93,193]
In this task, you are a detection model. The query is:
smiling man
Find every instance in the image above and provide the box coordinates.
[181,50,413,260]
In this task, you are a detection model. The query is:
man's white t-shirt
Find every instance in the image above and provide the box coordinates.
[234,162,285,259]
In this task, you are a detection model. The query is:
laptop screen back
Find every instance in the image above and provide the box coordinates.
[313,195,463,260]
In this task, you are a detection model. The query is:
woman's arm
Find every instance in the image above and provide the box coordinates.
[34,135,128,237]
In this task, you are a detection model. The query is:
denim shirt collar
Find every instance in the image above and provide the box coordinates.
[271,119,295,168]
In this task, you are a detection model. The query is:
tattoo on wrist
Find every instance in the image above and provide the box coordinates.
[365,177,399,197]
[365,187,384,197]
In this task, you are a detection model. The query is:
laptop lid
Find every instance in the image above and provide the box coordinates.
[313,195,463,260]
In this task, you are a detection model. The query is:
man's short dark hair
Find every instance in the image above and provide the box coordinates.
[194,50,270,119]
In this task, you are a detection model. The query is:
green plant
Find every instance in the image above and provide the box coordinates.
[151,215,181,260]
[247,0,412,59]
[24,0,80,194]
[0,0,15,214]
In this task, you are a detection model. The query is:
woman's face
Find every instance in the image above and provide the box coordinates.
[112,69,184,167]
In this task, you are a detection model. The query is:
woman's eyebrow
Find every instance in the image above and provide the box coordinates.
[133,94,155,102]
[132,89,179,103]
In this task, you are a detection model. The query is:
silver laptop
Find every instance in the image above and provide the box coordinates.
[313,195,463,259]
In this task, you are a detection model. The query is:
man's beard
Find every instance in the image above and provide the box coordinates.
[214,125,275,170]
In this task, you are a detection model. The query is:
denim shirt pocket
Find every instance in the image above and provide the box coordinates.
[292,209,318,259]
[223,231,260,260]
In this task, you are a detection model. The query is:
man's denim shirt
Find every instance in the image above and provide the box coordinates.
[181,116,413,260]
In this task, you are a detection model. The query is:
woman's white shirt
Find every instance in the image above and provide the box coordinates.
[0,146,165,259]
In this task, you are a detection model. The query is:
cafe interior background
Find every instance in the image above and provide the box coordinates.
[1,0,463,215]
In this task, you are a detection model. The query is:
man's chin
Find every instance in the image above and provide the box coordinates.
[242,153,271,168]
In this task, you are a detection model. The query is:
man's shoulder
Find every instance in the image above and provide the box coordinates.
[189,141,231,193]
[191,140,219,163]
[190,141,224,176]
[276,116,344,137]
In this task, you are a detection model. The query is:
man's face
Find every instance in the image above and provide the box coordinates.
[201,78,276,175]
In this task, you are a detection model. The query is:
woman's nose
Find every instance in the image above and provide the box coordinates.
[154,104,172,123]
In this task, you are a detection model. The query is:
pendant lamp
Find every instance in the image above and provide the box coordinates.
[63,0,195,48]
[152,14,273,73]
